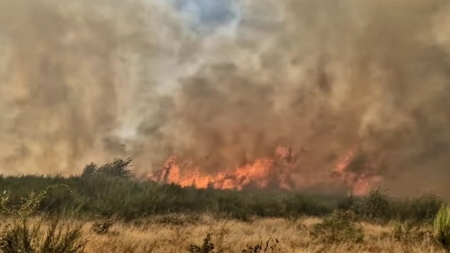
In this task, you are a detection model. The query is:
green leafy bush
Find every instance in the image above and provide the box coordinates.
[433,204,450,251]
[352,188,391,223]
[82,158,132,178]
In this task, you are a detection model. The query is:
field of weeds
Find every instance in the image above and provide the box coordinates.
[1,159,450,253]
[0,214,447,253]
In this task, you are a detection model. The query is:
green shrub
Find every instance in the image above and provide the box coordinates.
[336,195,355,211]
[352,188,390,223]
[310,210,364,243]
[81,158,133,178]
[433,204,450,251]
[81,163,97,178]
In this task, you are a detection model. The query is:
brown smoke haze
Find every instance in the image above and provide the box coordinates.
[1,0,450,196]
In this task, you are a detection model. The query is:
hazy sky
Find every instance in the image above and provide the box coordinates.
[1,0,450,196]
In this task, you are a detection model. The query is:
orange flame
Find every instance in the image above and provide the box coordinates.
[149,146,381,195]
[332,148,382,196]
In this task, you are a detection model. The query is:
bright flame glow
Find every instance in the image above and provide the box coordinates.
[149,146,381,195]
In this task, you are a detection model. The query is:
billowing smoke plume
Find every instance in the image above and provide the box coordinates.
[1,0,450,196]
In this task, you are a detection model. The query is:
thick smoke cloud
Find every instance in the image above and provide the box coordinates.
[0,0,450,196]
[0,0,161,173]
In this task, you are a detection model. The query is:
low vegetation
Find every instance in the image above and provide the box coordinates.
[311,210,364,243]
[0,158,448,252]
[188,233,216,253]
[0,158,444,223]
[434,204,450,251]
[0,186,86,253]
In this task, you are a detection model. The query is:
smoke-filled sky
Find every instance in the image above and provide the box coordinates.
[1,0,450,196]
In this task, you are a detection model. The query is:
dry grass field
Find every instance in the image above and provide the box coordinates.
[1,214,443,253]
[82,216,445,253]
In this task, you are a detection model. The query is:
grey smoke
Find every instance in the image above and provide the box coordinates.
[0,0,450,196]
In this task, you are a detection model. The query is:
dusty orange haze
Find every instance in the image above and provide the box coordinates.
[0,0,450,197]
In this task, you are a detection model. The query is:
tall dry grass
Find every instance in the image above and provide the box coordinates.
[2,214,443,253]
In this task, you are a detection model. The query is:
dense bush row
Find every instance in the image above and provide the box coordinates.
[0,159,444,223]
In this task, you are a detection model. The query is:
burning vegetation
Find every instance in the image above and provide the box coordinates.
[150,146,382,196]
